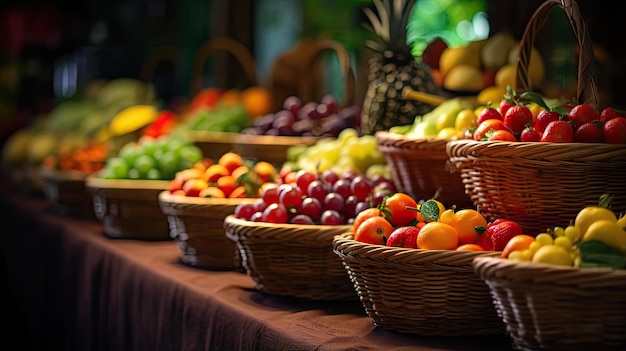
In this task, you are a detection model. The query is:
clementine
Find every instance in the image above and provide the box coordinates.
[416,221,458,250]
[354,216,394,245]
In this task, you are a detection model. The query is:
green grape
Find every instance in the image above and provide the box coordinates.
[508,250,527,261]
[134,155,156,177]
[178,159,193,171]
[146,168,162,180]
[564,225,581,243]
[106,157,129,179]
[553,226,565,237]
[554,236,573,251]
[140,138,158,157]
[528,241,542,256]
[178,145,203,165]
[535,233,554,246]
[158,151,179,179]
[119,142,140,167]
[128,168,141,179]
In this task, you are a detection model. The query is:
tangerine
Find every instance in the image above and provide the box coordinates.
[353,207,384,234]
[217,175,237,197]
[204,164,230,182]
[456,243,484,251]
[450,209,488,245]
[199,186,225,198]
[218,152,243,173]
[501,234,535,258]
[384,192,418,227]
[417,221,458,250]
[253,161,276,183]
[241,85,273,118]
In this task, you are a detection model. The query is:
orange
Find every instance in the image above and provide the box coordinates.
[384,192,418,227]
[199,186,225,198]
[456,243,485,251]
[354,216,394,245]
[450,209,488,245]
[352,207,385,234]
[501,234,536,258]
[241,85,273,119]
[229,185,248,198]
[217,89,241,105]
[416,221,458,250]
[204,164,230,182]
[217,175,237,197]
[253,161,276,183]
[231,165,250,182]
[218,152,244,173]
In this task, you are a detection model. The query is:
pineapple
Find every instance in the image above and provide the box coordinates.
[360,0,441,135]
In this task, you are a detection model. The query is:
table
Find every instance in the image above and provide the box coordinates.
[0,189,514,351]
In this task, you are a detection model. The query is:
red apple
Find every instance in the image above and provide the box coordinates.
[386,226,420,249]
[354,216,394,245]
[421,37,448,69]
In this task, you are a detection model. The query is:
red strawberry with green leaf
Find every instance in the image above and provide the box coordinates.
[488,219,524,251]
[574,120,604,143]
[520,125,541,142]
[503,105,533,135]
[477,102,503,125]
[541,120,575,143]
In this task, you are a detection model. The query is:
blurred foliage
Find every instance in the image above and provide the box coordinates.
[407,0,487,57]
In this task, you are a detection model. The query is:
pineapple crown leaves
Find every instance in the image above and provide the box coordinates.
[362,0,416,54]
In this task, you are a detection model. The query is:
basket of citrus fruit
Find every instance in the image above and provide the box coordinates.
[333,195,510,336]
[86,135,205,240]
[473,197,626,351]
[446,0,626,235]
[158,152,278,270]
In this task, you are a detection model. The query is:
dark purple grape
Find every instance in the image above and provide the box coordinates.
[307,179,328,203]
[253,114,274,132]
[290,214,315,225]
[300,197,322,220]
[371,190,389,207]
[354,201,371,216]
[324,192,344,212]
[350,175,373,201]
[297,102,319,120]
[344,195,359,219]
[292,119,315,134]
[332,179,351,199]
[321,94,338,114]
[315,103,331,118]
[320,209,344,225]
[320,170,339,186]
[341,169,358,182]
[283,96,302,115]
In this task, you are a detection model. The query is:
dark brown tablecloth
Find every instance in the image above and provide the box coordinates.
[0,190,513,351]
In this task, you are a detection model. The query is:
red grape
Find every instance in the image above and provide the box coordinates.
[350,175,373,201]
[290,214,315,225]
[324,192,345,212]
[234,203,256,220]
[295,170,317,195]
[307,180,328,203]
[321,210,344,225]
[332,179,351,199]
[279,185,303,209]
[300,197,322,220]
[262,203,289,223]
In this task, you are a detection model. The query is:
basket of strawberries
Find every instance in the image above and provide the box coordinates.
[446,0,626,235]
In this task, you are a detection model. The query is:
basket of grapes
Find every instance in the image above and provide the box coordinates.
[223,167,396,301]
[86,135,205,240]
[158,153,277,270]
[473,202,626,351]
[40,142,109,218]
[446,0,626,235]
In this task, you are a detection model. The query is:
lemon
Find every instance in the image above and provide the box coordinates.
[455,109,477,131]
[575,206,618,237]
[477,85,506,106]
[532,244,572,266]
[437,127,459,139]
[582,219,626,250]
[617,214,626,230]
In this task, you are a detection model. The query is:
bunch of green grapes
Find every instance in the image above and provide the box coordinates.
[100,135,203,180]
[518,225,582,267]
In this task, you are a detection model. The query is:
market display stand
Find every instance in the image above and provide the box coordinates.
[0,188,513,351]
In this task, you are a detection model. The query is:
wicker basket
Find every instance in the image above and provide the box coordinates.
[40,167,96,218]
[332,233,505,336]
[85,176,170,240]
[158,191,256,270]
[447,0,626,234]
[473,256,626,351]
[376,131,473,208]
[223,215,355,301]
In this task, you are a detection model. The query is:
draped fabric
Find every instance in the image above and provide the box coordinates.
[0,190,511,351]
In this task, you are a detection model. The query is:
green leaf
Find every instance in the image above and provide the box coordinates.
[519,91,549,110]
[419,199,441,222]
[579,240,626,269]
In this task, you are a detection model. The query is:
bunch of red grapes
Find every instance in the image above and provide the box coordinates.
[233,169,396,225]
[241,94,362,137]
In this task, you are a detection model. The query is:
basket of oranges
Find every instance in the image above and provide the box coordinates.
[332,195,505,336]
[158,152,275,270]
[446,0,626,235]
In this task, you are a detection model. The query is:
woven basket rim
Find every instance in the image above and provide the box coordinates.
[158,190,257,206]
[85,174,170,191]
[224,214,352,232]
[474,255,626,280]
[375,130,453,146]
[186,130,324,146]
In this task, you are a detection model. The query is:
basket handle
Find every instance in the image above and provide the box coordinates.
[298,39,355,109]
[190,36,258,94]
[516,0,598,108]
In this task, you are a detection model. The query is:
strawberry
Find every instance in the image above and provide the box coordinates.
[475,228,493,251]
[483,219,524,251]
[503,105,533,135]
[520,125,541,142]
[603,116,626,144]
[533,110,561,133]
[477,103,503,125]
[499,86,518,117]
[567,103,599,129]
[574,120,604,143]
[599,107,622,124]
[486,129,517,141]
[541,120,574,143]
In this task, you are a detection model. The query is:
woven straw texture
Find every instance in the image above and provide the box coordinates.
[474,256,626,351]
[223,215,355,301]
[376,131,473,208]
[86,176,170,241]
[40,168,96,219]
[159,191,256,270]
[447,0,625,234]
[446,140,626,234]
[332,233,505,336]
